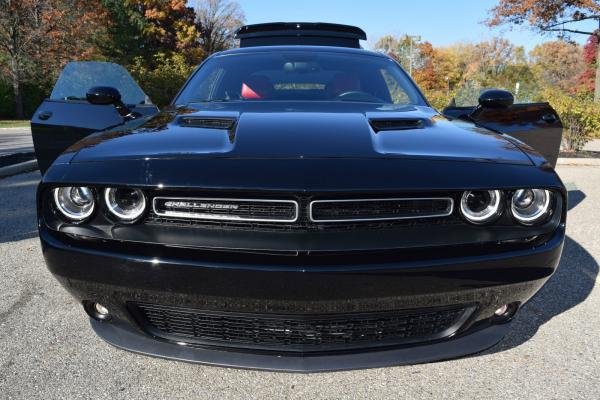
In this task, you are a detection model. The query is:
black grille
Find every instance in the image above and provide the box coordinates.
[147,194,460,232]
[310,198,453,222]
[153,197,298,222]
[133,303,471,352]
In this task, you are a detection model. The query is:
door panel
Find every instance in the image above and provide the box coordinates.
[31,102,157,173]
[443,102,563,168]
[31,61,159,174]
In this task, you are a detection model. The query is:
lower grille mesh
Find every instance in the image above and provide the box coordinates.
[133,303,470,352]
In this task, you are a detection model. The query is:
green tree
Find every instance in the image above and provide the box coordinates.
[99,0,201,65]
[129,52,194,107]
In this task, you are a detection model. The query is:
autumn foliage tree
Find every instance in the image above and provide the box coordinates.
[0,0,106,118]
[577,32,599,94]
[100,0,200,64]
[487,0,600,101]
[530,40,585,92]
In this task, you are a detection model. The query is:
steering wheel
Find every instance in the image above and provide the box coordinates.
[335,91,383,103]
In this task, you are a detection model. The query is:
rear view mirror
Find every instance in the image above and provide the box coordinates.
[478,89,514,109]
[86,86,122,105]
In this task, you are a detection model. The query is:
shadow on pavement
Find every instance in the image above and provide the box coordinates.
[490,236,597,352]
[0,171,40,243]
[567,190,586,211]
[487,189,596,353]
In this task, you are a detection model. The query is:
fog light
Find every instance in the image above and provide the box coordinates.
[492,303,519,323]
[94,303,110,316]
[494,304,509,316]
[84,301,112,321]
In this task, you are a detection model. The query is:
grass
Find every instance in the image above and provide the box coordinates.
[0,120,30,128]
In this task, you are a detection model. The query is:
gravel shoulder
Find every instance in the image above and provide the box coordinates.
[0,166,598,400]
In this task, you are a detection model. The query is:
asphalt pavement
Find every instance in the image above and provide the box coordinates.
[0,127,33,157]
[0,166,598,399]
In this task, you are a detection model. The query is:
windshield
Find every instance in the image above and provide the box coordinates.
[175,51,426,105]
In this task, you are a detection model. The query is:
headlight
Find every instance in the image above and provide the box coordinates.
[511,189,551,225]
[460,190,502,224]
[104,187,146,221]
[53,187,95,221]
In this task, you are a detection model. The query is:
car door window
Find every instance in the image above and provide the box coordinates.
[50,61,152,105]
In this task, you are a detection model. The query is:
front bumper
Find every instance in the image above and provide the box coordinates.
[41,225,565,371]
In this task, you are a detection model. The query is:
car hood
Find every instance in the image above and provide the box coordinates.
[68,103,533,165]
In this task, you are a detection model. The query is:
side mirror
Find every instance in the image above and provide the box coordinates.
[86,86,122,105]
[478,89,514,109]
[86,86,140,120]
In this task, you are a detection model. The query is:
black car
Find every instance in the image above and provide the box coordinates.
[31,23,566,372]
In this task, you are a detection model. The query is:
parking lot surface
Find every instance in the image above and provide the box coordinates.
[0,165,598,399]
[0,128,33,157]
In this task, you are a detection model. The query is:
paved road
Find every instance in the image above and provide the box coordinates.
[0,166,598,399]
[0,127,33,157]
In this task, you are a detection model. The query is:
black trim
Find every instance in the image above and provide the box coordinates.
[91,318,509,372]
[235,22,367,48]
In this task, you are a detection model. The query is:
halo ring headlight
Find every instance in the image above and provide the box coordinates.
[104,187,146,221]
[511,189,551,225]
[53,187,95,221]
[460,190,502,224]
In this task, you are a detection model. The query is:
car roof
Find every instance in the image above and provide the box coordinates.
[211,45,389,59]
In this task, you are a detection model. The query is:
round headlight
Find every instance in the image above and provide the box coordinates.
[511,189,551,225]
[460,190,502,224]
[53,187,95,221]
[104,187,146,221]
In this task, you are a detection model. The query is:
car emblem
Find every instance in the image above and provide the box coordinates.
[164,201,239,210]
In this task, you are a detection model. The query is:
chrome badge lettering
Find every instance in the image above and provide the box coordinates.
[164,201,239,211]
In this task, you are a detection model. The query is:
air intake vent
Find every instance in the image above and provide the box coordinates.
[132,303,473,352]
[369,118,425,132]
[179,117,236,130]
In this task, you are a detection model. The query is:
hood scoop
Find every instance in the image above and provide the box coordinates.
[179,117,237,130]
[369,118,426,132]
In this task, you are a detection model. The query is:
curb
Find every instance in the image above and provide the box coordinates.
[0,159,38,178]
[556,157,600,167]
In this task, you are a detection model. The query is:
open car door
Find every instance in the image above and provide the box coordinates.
[443,101,563,168]
[31,61,159,174]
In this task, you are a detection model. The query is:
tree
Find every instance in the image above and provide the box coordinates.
[100,0,200,65]
[530,40,585,92]
[577,33,599,94]
[98,0,147,64]
[374,34,424,73]
[487,0,600,101]
[0,0,105,118]
[195,0,245,55]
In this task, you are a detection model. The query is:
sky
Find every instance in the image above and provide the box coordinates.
[233,0,599,51]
